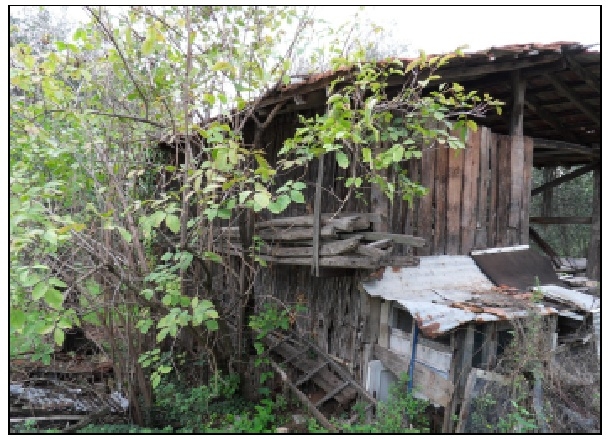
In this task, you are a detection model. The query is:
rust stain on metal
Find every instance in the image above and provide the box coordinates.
[419,322,442,338]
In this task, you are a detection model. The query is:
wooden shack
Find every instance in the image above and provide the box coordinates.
[160,42,600,431]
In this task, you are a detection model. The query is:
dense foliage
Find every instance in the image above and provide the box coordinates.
[10,6,501,427]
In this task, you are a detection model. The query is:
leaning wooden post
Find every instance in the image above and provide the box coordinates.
[312,154,324,277]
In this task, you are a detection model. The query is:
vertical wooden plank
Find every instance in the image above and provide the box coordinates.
[586,164,600,283]
[509,71,526,246]
[434,145,449,254]
[460,129,480,254]
[496,136,511,247]
[487,132,498,247]
[521,136,534,245]
[379,300,390,349]
[475,127,490,249]
[417,146,435,256]
[446,145,464,255]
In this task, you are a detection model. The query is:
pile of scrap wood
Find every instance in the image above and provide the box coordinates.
[218,212,425,269]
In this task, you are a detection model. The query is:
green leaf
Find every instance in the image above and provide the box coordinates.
[49,277,67,288]
[362,147,372,163]
[150,210,166,227]
[45,288,65,310]
[10,309,26,330]
[269,194,291,214]
[253,191,271,212]
[159,365,172,374]
[336,151,349,169]
[205,319,219,331]
[54,327,65,346]
[203,251,222,263]
[290,190,305,203]
[165,214,180,233]
[118,226,132,243]
[151,372,161,388]
[32,282,48,300]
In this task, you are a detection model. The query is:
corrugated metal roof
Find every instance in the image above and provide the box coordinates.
[360,255,597,337]
[538,284,600,312]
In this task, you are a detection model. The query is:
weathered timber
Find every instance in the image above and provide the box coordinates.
[525,97,579,144]
[509,70,526,246]
[521,136,534,245]
[257,255,378,269]
[373,344,452,407]
[586,164,600,282]
[531,163,596,196]
[545,72,601,126]
[496,136,511,246]
[223,224,338,241]
[487,131,498,247]
[528,227,562,268]
[446,146,463,255]
[359,232,426,247]
[434,145,448,254]
[417,143,435,255]
[313,154,324,276]
[530,216,592,225]
[475,127,490,248]
[262,235,362,257]
[563,51,601,93]
[268,359,338,433]
[264,333,358,406]
[461,128,479,254]
[365,239,392,249]
[256,213,377,231]
[356,243,392,259]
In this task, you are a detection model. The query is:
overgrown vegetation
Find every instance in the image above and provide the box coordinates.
[11,5,502,430]
[468,285,600,433]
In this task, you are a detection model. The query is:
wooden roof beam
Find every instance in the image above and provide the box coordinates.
[531,163,596,196]
[544,73,601,127]
[563,52,601,93]
[524,97,579,143]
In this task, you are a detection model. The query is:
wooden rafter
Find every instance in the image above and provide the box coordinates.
[544,73,601,126]
[563,52,601,93]
[530,216,592,225]
[531,163,596,196]
[524,97,579,143]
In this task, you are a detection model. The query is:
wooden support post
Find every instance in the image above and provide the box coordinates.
[379,300,390,349]
[312,154,324,277]
[509,70,526,246]
[586,162,600,284]
[443,324,475,433]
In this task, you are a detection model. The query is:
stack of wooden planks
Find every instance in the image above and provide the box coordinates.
[219,212,425,269]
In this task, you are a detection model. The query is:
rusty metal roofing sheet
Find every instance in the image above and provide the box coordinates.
[471,247,562,290]
[537,284,600,312]
[362,255,494,299]
[360,255,591,338]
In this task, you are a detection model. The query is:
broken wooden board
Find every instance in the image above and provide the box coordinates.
[373,344,452,407]
[265,334,358,406]
[360,232,426,247]
[262,235,362,257]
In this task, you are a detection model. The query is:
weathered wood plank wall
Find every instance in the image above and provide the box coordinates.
[401,126,533,255]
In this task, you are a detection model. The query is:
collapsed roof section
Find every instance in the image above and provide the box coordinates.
[360,250,599,338]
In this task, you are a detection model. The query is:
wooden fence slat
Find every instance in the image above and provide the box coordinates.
[509,135,525,245]
[446,141,464,255]
[434,145,449,254]
[475,127,490,248]
[496,136,511,247]
[487,132,498,247]
[460,129,480,254]
[521,136,534,244]
[417,145,435,256]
